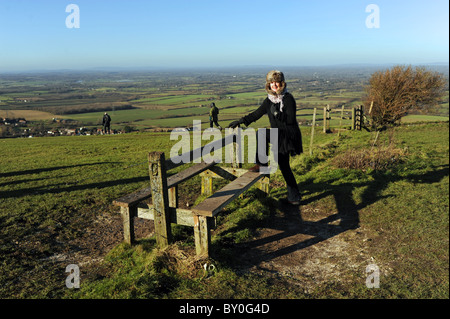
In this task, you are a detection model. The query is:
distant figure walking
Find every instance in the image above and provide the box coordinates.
[102,112,111,134]
[209,103,222,130]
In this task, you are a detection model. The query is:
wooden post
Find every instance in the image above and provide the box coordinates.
[121,206,135,244]
[231,128,242,169]
[148,151,172,248]
[351,107,356,130]
[323,105,330,133]
[168,186,178,207]
[310,107,317,156]
[338,104,345,136]
[356,105,363,130]
[193,215,211,257]
[327,105,331,132]
[257,176,270,195]
[201,170,213,196]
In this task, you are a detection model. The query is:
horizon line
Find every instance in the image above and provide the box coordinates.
[1,62,449,75]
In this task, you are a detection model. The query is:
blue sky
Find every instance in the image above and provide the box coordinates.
[0,0,448,72]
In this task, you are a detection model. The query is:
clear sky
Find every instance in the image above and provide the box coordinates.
[0,0,448,72]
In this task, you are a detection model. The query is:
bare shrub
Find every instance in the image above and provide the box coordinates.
[363,65,446,130]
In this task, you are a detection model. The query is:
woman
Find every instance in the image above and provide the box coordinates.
[228,70,303,205]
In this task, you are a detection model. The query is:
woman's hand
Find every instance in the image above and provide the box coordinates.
[228,119,244,128]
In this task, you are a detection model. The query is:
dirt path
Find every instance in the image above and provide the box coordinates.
[232,201,373,291]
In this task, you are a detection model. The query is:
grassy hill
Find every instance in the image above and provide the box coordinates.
[0,122,448,299]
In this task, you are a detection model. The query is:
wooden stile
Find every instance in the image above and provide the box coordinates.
[113,130,270,257]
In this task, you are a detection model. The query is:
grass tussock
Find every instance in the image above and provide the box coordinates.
[332,144,408,171]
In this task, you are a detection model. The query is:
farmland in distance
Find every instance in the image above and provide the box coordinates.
[1,66,447,134]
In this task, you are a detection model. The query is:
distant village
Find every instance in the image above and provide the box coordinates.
[0,117,120,138]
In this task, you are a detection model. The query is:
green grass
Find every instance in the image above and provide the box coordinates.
[401,114,450,122]
[0,122,448,299]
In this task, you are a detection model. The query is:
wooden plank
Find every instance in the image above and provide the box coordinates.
[137,206,195,227]
[192,171,265,217]
[113,187,152,208]
[113,161,216,208]
[165,135,234,170]
[167,161,216,187]
[208,166,247,180]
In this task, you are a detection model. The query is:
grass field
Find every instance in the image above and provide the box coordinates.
[0,121,448,299]
[0,110,55,120]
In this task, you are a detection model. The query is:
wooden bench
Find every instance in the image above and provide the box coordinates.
[112,132,270,257]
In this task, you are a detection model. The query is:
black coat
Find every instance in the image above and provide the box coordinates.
[241,92,303,155]
[103,114,111,125]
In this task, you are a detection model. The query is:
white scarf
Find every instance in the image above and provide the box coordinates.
[268,89,287,112]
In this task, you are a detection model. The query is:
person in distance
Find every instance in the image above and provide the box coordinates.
[209,102,222,130]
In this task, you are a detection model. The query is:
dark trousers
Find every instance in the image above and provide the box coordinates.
[103,124,110,134]
[210,119,220,128]
[277,152,298,190]
[255,129,298,190]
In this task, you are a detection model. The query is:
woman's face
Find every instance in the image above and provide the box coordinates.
[270,81,281,92]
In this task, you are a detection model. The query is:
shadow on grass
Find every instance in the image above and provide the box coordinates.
[1,163,149,200]
[214,164,449,268]
[0,162,119,178]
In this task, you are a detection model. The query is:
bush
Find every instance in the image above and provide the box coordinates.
[123,125,135,133]
[363,65,446,130]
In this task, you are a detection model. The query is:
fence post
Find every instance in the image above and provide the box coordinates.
[323,104,330,133]
[148,151,172,248]
[310,107,317,156]
[338,104,345,136]
[352,107,356,130]
[356,105,363,130]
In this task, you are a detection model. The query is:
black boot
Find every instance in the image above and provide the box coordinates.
[287,185,301,205]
